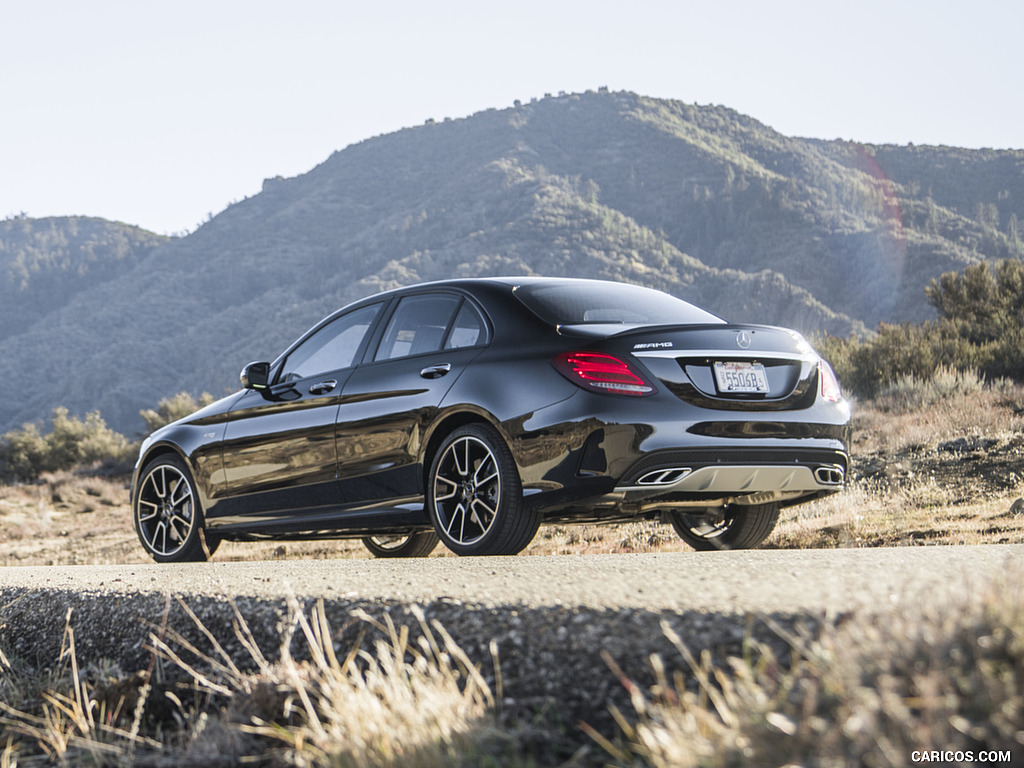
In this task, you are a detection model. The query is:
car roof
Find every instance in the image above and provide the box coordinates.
[372,275,633,296]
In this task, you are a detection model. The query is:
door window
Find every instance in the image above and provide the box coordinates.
[278,303,381,383]
[375,294,462,361]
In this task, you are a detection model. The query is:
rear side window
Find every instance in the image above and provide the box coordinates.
[375,294,462,361]
[514,281,725,326]
[445,301,487,349]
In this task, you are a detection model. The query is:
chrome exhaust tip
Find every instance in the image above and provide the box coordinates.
[814,466,845,485]
[636,467,693,486]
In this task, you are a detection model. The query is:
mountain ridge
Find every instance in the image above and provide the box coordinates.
[2,90,1021,435]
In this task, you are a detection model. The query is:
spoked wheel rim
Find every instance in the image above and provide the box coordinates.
[677,513,734,541]
[432,435,501,546]
[367,534,412,551]
[361,530,439,558]
[136,464,196,558]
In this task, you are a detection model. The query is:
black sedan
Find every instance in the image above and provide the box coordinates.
[132,277,851,560]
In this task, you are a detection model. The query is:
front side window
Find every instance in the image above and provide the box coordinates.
[279,303,381,383]
[375,294,462,361]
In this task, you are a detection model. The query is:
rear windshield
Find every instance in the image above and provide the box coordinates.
[514,281,725,326]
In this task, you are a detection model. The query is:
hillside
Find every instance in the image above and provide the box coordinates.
[0,216,168,340]
[1,90,1021,435]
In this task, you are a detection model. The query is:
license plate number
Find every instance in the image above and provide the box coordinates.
[714,361,769,394]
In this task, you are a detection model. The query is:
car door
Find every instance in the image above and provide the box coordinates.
[334,292,490,507]
[216,302,383,519]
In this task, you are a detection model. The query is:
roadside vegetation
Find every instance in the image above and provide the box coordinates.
[818,257,1024,396]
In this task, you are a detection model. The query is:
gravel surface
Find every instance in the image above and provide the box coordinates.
[4,545,1018,612]
[2,545,1020,757]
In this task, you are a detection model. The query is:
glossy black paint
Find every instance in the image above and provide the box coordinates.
[132,277,851,550]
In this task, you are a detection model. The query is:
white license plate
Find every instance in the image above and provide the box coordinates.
[714,361,769,394]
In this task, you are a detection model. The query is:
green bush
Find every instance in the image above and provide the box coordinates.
[139,391,217,434]
[818,258,1024,397]
[0,407,134,482]
[925,258,1024,343]
[0,391,216,483]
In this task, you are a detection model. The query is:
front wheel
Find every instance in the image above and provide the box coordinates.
[362,532,439,558]
[668,502,780,551]
[134,454,212,563]
[427,424,540,556]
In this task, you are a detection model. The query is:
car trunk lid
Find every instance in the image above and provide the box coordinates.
[584,324,821,409]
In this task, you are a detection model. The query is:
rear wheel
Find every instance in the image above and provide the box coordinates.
[668,502,780,551]
[427,423,540,556]
[361,532,439,558]
[134,454,212,562]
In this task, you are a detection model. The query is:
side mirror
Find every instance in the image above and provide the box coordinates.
[240,361,271,390]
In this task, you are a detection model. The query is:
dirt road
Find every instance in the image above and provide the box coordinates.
[3,544,1019,615]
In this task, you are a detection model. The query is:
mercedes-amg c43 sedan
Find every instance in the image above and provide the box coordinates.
[132,277,851,561]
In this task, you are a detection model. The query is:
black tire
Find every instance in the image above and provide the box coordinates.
[133,454,210,563]
[361,532,439,558]
[203,531,222,558]
[668,502,780,551]
[427,423,540,556]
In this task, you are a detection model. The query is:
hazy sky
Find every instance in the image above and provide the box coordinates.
[3,0,1020,235]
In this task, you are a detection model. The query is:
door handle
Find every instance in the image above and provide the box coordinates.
[419,363,452,379]
[308,380,338,395]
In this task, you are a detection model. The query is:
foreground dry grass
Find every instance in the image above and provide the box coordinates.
[1,570,1022,767]
[0,601,523,767]
[601,567,1024,768]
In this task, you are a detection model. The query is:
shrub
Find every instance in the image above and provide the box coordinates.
[139,391,217,434]
[926,258,1024,343]
[0,421,48,481]
[817,259,1024,397]
[875,365,986,413]
[0,407,134,482]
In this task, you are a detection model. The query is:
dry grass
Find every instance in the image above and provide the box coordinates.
[2,571,1022,767]
[770,376,1024,550]
[0,600,529,767]
[852,370,1024,456]
[772,477,1024,549]
[0,613,167,767]
[0,472,140,566]
[598,566,1024,768]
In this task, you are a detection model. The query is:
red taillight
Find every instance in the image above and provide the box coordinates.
[552,352,656,396]
[819,360,842,402]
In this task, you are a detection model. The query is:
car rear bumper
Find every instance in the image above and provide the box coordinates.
[507,388,851,515]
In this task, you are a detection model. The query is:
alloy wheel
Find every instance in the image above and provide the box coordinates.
[136,463,196,558]
[668,502,780,551]
[361,531,439,558]
[366,534,409,551]
[677,513,733,541]
[432,435,501,546]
